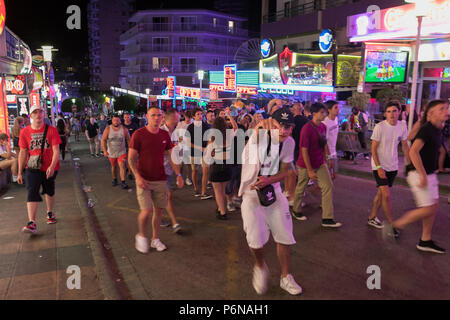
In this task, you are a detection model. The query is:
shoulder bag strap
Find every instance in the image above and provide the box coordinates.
[40,124,49,157]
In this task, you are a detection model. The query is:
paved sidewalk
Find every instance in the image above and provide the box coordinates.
[0,152,104,300]
[71,137,450,300]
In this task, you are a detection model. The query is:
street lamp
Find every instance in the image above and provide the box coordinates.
[405,0,430,134]
[146,88,151,110]
[198,70,205,105]
[37,45,58,126]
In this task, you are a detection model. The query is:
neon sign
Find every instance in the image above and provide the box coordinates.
[224,64,237,92]
[0,78,9,137]
[178,87,201,99]
[261,39,273,58]
[209,84,258,95]
[0,0,5,36]
[319,29,333,53]
[6,75,26,95]
[30,92,40,109]
[348,0,450,41]
[167,76,175,98]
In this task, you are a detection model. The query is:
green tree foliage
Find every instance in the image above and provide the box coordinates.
[347,91,371,111]
[375,87,405,109]
[61,97,83,113]
[114,95,138,112]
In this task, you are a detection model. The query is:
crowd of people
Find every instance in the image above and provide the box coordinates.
[3,96,449,297]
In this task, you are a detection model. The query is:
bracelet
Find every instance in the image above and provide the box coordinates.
[326,155,331,160]
[177,173,182,177]
[376,165,382,170]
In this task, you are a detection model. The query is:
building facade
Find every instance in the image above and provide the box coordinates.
[88,0,135,91]
[261,0,404,52]
[119,9,248,94]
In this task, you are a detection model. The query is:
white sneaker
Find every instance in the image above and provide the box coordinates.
[185,178,193,186]
[232,196,242,207]
[12,176,18,183]
[135,234,149,254]
[150,238,167,252]
[252,263,269,295]
[227,202,236,212]
[280,274,302,295]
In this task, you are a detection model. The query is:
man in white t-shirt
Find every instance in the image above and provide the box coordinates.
[239,108,302,296]
[323,100,340,179]
[368,101,410,235]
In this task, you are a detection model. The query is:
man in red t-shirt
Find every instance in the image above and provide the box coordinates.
[18,105,61,234]
[129,106,184,253]
[292,103,341,228]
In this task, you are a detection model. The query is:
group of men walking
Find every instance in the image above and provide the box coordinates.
[14,98,449,297]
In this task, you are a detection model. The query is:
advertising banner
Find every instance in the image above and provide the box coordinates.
[336,55,361,87]
[260,48,333,87]
[0,77,9,136]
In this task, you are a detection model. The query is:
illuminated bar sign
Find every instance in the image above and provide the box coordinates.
[259,48,334,92]
[167,76,175,98]
[0,77,9,136]
[224,64,237,92]
[347,0,450,42]
[6,75,26,95]
[0,0,5,36]
[209,69,259,95]
[29,92,40,109]
[209,84,258,95]
[177,86,201,99]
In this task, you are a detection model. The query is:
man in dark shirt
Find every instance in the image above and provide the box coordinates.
[85,116,100,157]
[384,100,448,254]
[123,113,140,180]
[186,108,212,199]
[123,113,139,138]
[292,112,309,164]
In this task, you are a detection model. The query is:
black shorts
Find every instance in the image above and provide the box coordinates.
[13,137,19,148]
[25,170,58,202]
[210,163,232,183]
[373,170,397,188]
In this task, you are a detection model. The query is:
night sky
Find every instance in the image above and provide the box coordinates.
[3,0,248,83]
[5,0,89,64]
[5,0,214,62]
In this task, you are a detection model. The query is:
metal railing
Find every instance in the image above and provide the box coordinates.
[325,0,353,8]
[263,1,318,23]
[120,22,248,42]
[120,64,200,76]
[120,44,235,59]
[262,0,354,24]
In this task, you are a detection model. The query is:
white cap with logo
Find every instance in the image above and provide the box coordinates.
[30,105,44,114]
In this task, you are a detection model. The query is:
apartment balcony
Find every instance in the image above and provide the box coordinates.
[120,44,237,59]
[261,0,403,39]
[263,0,319,24]
[120,64,200,77]
[120,22,248,43]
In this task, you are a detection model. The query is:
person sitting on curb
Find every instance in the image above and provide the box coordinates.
[0,133,18,182]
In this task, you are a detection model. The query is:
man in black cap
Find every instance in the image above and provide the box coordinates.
[238,108,302,296]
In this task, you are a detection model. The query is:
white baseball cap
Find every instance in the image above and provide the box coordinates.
[30,105,44,114]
